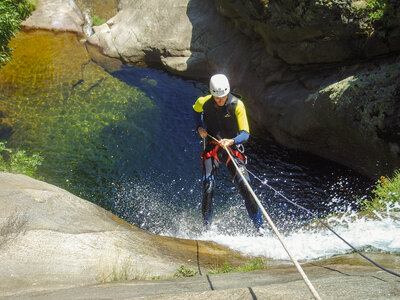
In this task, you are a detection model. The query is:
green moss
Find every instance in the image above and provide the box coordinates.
[316,61,400,135]
[92,15,105,26]
[0,141,43,177]
[207,258,267,274]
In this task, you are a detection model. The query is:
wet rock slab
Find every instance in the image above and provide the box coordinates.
[3,260,400,299]
[0,172,257,297]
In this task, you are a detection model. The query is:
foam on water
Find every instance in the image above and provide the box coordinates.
[159,201,400,262]
[111,174,399,262]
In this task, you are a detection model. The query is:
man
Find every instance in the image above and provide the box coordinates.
[193,74,264,233]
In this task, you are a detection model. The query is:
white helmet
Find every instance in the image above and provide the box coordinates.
[209,74,230,97]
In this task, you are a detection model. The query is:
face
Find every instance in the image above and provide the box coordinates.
[213,95,228,107]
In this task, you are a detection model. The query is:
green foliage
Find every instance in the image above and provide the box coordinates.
[0,141,43,177]
[208,261,235,274]
[367,0,387,20]
[207,258,268,274]
[174,265,198,278]
[92,15,105,26]
[0,0,35,68]
[365,0,399,27]
[361,171,400,212]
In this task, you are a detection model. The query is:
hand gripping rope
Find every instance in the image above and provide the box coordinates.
[207,134,322,300]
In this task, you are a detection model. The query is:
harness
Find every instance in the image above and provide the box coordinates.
[201,140,244,166]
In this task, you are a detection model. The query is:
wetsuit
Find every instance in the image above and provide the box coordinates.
[193,93,263,231]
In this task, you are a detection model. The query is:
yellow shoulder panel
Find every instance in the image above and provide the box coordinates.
[193,94,213,113]
[235,100,250,133]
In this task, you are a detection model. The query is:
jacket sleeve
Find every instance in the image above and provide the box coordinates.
[192,95,212,129]
[234,99,250,134]
[233,130,250,145]
[232,100,250,144]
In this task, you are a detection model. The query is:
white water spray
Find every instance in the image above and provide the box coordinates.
[111,173,399,263]
[83,9,94,37]
[163,201,400,262]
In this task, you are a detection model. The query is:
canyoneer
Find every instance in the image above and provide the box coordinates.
[193,73,264,233]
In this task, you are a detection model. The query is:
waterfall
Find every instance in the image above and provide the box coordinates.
[83,9,94,37]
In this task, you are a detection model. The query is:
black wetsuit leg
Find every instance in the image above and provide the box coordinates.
[226,155,263,230]
[202,157,219,228]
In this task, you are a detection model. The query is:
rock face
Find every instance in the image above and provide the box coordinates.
[21,0,400,178]
[0,172,254,297]
[297,60,400,176]
[21,0,84,33]
[216,0,400,65]
[87,0,252,79]
[215,0,400,177]
[5,256,400,299]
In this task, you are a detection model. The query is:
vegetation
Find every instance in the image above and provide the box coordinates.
[101,265,131,282]
[174,265,198,278]
[207,258,268,275]
[0,0,35,68]
[361,171,400,212]
[0,141,43,177]
[366,0,399,27]
[92,15,105,26]
[99,263,150,283]
[367,0,386,20]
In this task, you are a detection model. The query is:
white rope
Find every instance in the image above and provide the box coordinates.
[208,135,321,300]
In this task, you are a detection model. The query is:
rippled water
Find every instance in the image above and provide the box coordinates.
[2,30,398,261]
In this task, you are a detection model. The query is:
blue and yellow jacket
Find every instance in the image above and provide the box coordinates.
[193,93,250,144]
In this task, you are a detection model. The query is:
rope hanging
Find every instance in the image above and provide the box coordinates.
[247,169,400,279]
[207,134,321,300]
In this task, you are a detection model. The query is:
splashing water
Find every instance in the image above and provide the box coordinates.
[165,202,400,261]
[83,9,94,37]
[3,30,398,263]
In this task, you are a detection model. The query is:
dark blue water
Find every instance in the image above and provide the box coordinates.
[104,65,373,235]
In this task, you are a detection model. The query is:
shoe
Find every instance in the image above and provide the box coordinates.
[257,227,266,236]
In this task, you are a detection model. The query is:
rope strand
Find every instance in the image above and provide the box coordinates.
[247,169,400,278]
[207,134,321,300]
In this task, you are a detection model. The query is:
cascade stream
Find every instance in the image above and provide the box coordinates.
[0,29,399,262]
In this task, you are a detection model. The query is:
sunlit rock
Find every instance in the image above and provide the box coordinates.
[21,0,84,33]
[0,172,258,296]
